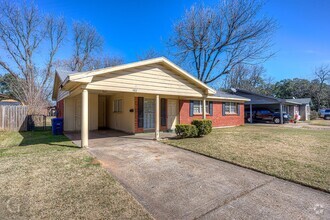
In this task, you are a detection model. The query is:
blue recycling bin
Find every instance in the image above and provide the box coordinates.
[52,118,63,135]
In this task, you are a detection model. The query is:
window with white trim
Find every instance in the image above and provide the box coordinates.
[193,100,209,114]
[225,102,237,114]
[114,99,123,112]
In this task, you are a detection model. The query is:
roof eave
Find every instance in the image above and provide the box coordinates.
[285,101,302,105]
[159,57,216,94]
[52,72,60,101]
[207,96,250,102]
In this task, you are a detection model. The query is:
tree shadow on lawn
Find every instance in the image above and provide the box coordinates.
[18,130,80,148]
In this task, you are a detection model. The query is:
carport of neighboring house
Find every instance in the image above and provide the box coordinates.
[231,89,311,123]
[52,58,249,147]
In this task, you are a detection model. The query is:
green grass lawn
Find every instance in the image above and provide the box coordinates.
[0,131,151,219]
[165,125,330,192]
[309,119,330,126]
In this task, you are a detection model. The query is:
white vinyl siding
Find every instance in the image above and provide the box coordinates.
[225,102,237,114]
[88,64,204,97]
[193,101,209,114]
[108,94,135,133]
[64,93,98,131]
[57,90,69,101]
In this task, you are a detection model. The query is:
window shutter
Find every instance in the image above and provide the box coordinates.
[161,98,166,126]
[237,103,240,116]
[222,102,226,116]
[209,101,213,116]
[189,100,194,117]
[138,97,144,128]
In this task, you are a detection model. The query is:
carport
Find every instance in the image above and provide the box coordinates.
[231,89,300,124]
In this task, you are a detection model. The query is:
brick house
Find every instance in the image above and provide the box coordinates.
[52,57,249,147]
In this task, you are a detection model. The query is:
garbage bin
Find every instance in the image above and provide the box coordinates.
[51,118,63,135]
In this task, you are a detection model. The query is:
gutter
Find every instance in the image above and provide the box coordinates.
[207,96,251,102]
[61,76,70,88]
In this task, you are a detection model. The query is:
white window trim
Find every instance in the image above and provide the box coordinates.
[193,100,209,114]
[225,102,237,114]
[113,99,123,113]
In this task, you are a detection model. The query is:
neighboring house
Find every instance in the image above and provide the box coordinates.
[52,57,249,147]
[47,106,56,116]
[0,94,22,106]
[230,89,311,122]
[0,99,22,106]
[285,98,311,121]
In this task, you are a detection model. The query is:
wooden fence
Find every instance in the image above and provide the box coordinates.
[0,105,28,131]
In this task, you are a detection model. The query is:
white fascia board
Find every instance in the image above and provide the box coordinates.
[206,96,251,102]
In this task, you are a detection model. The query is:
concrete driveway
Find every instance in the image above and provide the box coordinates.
[66,131,330,220]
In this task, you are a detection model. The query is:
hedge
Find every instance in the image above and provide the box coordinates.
[175,119,212,138]
[191,119,212,136]
[175,124,198,138]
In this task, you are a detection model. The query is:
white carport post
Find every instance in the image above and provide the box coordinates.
[249,104,253,123]
[155,95,160,140]
[81,89,89,147]
[202,97,207,119]
[280,103,283,124]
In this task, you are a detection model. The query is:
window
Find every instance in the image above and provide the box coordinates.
[225,102,238,114]
[114,99,123,112]
[193,100,209,114]
[258,110,271,115]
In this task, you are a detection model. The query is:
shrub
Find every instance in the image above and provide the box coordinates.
[191,119,212,137]
[175,124,198,138]
[310,110,318,120]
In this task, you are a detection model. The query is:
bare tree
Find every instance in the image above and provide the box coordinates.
[314,65,330,110]
[57,21,121,72]
[86,55,124,70]
[137,48,162,61]
[222,64,274,95]
[56,55,124,72]
[223,64,263,89]
[69,21,103,72]
[168,0,276,84]
[0,1,66,113]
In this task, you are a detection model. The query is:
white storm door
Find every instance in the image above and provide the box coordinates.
[144,99,155,129]
[167,99,178,130]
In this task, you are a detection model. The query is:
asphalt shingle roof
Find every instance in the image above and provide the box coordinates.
[231,89,311,105]
[214,90,248,100]
[56,69,77,82]
[230,89,282,105]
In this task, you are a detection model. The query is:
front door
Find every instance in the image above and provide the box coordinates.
[98,95,107,128]
[167,99,178,130]
[144,99,155,129]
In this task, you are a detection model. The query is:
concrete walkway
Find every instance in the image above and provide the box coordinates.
[66,131,330,220]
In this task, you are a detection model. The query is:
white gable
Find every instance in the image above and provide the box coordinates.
[86,63,206,97]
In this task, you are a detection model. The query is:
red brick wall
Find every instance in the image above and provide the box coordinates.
[56,100,64,118]
[179,100,244,127]
[134,97,168,133]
